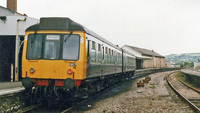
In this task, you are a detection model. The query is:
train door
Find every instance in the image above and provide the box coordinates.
[86,39,91,76]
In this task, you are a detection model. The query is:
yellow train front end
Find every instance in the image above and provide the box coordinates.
[21,18,87,91]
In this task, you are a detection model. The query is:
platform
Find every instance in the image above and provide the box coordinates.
[181,69,200,77]
[0,81,24,96]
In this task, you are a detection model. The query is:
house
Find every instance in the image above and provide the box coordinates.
[0,0,39,81]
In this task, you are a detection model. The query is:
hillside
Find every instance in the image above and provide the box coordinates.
[165,53,200,64]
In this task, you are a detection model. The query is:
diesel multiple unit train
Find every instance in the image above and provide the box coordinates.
[22,17,136,102]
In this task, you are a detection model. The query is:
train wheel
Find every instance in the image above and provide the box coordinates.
[32,86,42,104]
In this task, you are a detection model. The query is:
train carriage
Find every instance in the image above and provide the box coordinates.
[21,17,136,102]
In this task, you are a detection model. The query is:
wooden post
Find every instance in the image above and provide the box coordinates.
[11,64,13,82]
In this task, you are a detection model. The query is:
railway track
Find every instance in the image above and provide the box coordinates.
[26,71,176,112]
[21,104,41,113]
[0,69,176,112]
[166,72,200,112]
[60,73,149,113]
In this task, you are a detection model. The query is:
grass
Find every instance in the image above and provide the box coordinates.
[175,71,198,89]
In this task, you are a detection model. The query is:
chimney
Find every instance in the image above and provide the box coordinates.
[7,0,17,13]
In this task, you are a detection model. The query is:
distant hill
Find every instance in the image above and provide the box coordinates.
[165,53,200,64]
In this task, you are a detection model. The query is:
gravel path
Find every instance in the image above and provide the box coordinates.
[73,71,194,113]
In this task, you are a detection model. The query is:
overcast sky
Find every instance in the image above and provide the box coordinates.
[1,0,200,55]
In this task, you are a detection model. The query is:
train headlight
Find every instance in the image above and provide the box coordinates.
[30,68,35,74]
[67,69,73,75]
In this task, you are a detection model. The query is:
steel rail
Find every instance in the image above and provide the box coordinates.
[21,104,41,113]
[20,70,177,112]
[61,73,150,113]
[166,73,200,112]
[175,74,200,94]
[61,100,87,113]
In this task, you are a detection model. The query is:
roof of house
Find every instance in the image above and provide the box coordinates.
[0,5,26,16]
[126,45,165,58]
[0,5,16,16]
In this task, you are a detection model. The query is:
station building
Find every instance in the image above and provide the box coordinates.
[0,0,39,81]
[122,45,165,69]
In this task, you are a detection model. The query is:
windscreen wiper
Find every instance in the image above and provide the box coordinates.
[64,32,72,42]
[31,31,37,44]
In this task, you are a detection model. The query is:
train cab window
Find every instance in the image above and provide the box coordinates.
[62,34,80,60]
[91,41,96,62]
[27,34,43,59]
[44,35,60,59]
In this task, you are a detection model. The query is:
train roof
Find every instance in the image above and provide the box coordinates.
[26,17,121,50]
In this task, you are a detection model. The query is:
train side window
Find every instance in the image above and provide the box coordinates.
[116,52,119,64]
[102,46,104,60]
[91,41,96,62]
[98,44,101,51]
[97,44,101,63]
[108,49,111,63]
[111,50,114,63]
[113,51,116,64]
[119,53,122,64]
[105,47,108,63]
[92,41,96,50]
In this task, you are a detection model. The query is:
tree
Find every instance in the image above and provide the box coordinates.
[181,62,193,68]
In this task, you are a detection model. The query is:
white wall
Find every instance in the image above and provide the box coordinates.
[0,16,39,36]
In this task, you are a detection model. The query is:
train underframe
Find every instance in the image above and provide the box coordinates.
[25,71,135,105]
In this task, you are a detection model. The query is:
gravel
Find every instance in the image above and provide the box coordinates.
[73,71,194,113]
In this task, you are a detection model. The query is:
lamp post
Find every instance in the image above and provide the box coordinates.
[15,18,26,82]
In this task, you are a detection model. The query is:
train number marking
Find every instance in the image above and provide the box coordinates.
[70,63,76,66]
